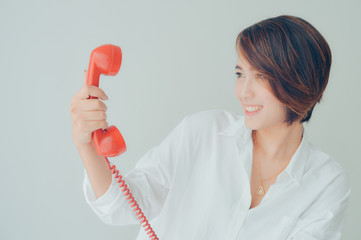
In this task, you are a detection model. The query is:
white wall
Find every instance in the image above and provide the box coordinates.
[1,0,360,239]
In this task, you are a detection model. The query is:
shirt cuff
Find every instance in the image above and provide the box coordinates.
[83,169,127,216]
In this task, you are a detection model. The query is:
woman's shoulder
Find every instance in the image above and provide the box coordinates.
[303,142,351,195]
[306,143,347,176]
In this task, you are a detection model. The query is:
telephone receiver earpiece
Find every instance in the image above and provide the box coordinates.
[87,44,126,157]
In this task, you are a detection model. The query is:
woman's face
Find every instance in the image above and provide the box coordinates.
[235,53,287,130]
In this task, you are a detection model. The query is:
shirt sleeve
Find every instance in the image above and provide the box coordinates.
[83,116,187,226]
[287,169,352,240]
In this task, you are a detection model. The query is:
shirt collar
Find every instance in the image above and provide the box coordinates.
[218,113,309,185]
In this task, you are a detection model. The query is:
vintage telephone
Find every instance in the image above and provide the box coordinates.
[86,44,159,240]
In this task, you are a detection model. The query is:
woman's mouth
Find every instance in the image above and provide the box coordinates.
[245,105,263,116]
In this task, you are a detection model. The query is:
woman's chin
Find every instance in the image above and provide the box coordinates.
[244,118,259,130]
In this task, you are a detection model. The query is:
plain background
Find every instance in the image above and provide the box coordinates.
[1,0,360,239]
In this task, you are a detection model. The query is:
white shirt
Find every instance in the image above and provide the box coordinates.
[83,109,351,240]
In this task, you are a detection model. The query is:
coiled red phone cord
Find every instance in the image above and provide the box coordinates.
[103,156,159,240]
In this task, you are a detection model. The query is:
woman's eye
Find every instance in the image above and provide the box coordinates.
[235,72,266,80]
[235,72,243,78]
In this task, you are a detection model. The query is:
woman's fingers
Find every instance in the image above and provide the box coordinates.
[73,71,109,102]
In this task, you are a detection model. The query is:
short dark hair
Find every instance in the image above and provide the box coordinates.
[236,15,332,126]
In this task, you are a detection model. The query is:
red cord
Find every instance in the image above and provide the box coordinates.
[104,156,159,240]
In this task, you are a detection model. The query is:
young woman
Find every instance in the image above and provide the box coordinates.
[70,15,351,240]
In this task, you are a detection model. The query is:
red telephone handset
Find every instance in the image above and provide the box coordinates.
[86,44,159,240]
[87,44,126,157]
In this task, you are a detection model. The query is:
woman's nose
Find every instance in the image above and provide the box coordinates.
[239,78,255,100]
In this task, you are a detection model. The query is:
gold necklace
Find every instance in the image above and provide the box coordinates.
[253,132,302,196]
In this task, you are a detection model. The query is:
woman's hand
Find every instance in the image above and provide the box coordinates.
[70,70,109,147]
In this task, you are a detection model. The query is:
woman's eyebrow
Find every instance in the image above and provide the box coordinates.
[235,65,242,70]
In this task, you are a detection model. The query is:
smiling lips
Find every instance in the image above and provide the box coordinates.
[245,105,263,112]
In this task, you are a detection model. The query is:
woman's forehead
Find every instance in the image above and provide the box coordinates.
[236,56,258,72]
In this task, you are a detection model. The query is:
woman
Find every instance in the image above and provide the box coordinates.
[70,15,351,239]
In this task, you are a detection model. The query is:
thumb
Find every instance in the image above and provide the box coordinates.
[83,69,88,87]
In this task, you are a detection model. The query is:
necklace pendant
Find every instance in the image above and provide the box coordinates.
[257,185,265,196]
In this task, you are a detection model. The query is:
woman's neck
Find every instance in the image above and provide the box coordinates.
[252,121,304,164]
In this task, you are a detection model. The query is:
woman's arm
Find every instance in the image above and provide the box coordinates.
[77,142,112,199]
[83,116,188,225]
